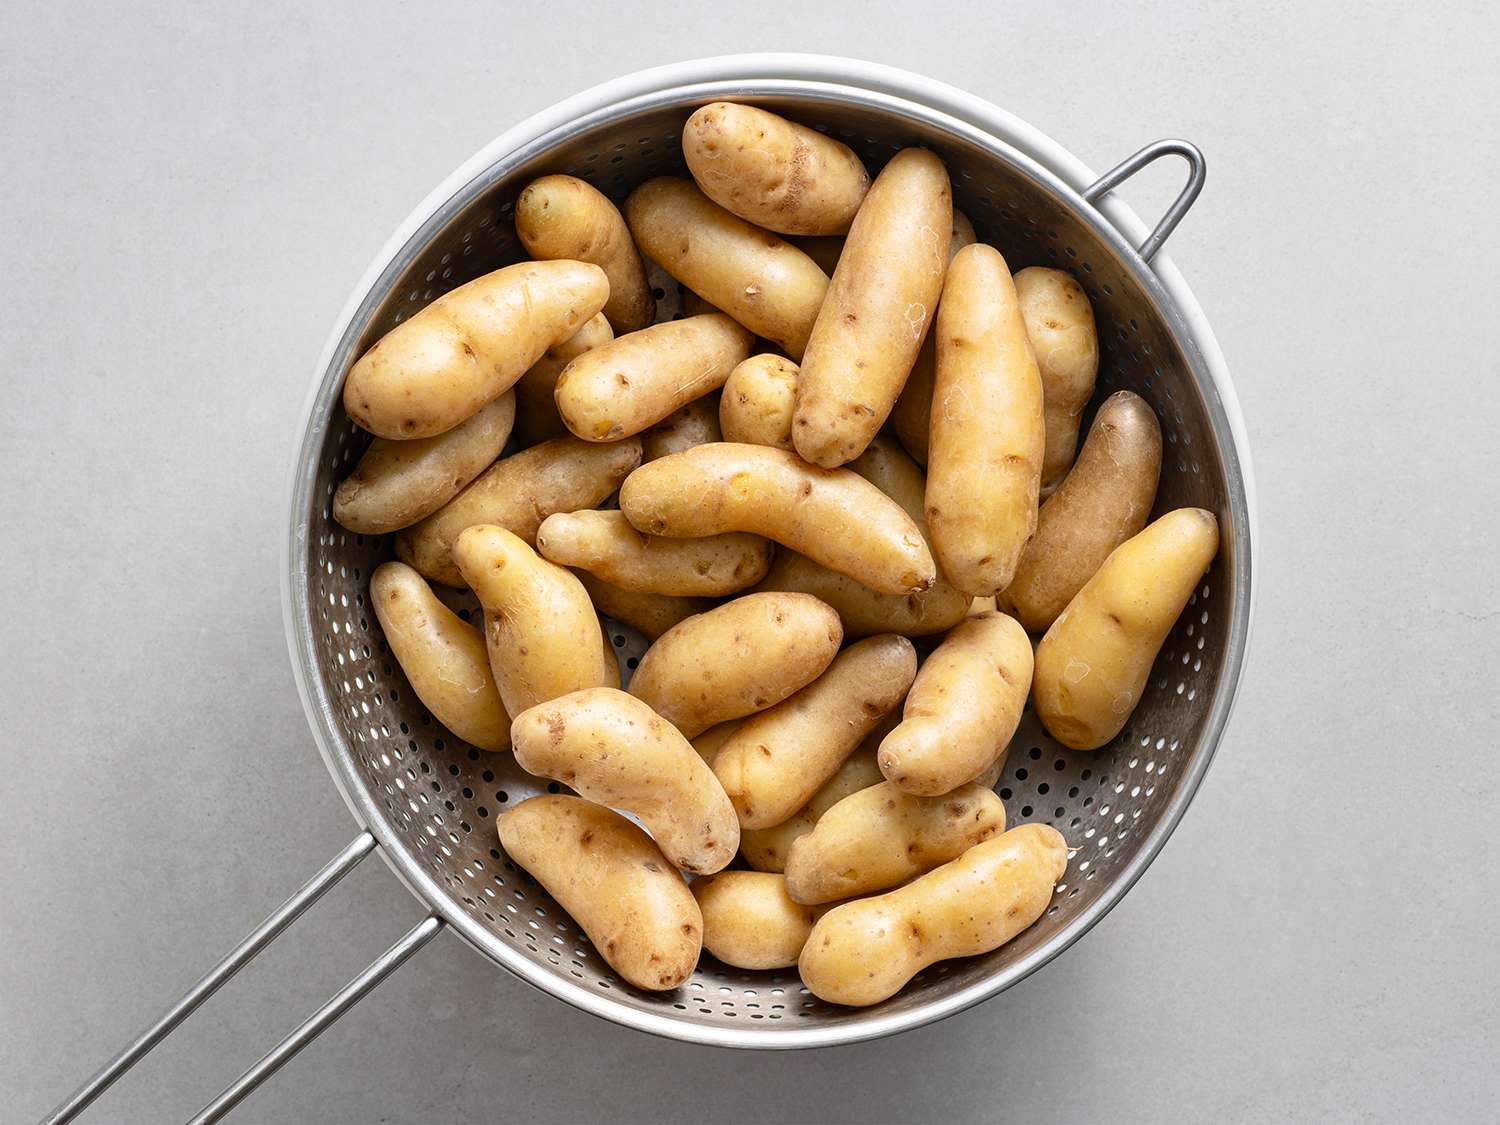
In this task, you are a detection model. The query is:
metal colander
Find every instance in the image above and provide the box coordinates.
[45,54,1254,1124]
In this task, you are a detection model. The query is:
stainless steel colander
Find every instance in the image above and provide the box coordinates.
[45,53,1255,1125]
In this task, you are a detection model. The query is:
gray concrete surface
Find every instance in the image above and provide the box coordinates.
[3,2,1497,1122]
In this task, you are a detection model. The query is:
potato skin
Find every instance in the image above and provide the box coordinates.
[628,592,842,738]
[395,436,641,587]
[511,688,739,874]
[799,823,1067,1006]
[555,314,752,442]
[334,393,515,535]
[879,611,1033,796]
[1034,508,1218,750]
[344,260,608,440]
[619,443,935,595]
[928,244,1045,596]
[497,795,701,991]
[642,392,723,461]
[682,102,870,236]
[513,314,614,447]
[739,746,884,872]
[693,871,819,970]
[625,177,830,358]
[1005,391,1162,631]
[793,149,952,467]
[537,509,771,597]
[1014,267,1100,491]
[784,780,1006,904]
[719,355,798,450]
[453,525,611,715]
[574,572,712,641]
[714,634,917,829]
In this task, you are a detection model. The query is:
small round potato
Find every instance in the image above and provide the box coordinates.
[574,572,712,641]
[693,871,820,970]
[1005,391,1162,631]
[1014,267,1100,491]
[719,355,798,450]
[515,175,655,334]
[511,688,739,874]
[1033,508,1219,750]
[798,823,1068,1006]
[628,592,842,738]
[739,746,885,872]
[334,393,515,534]
[513,314,614,447]
[641,392,723,461]
[537,509,772,597]
[497,795,701,991]
[344,260,608,440]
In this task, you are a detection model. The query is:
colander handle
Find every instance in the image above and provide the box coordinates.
[1082,139,1206,262]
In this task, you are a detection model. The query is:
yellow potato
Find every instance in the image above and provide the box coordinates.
[497,795,701,991]
[333,393,515,535]
[878,611,1032,796]
[628,592,842,738]
[344,260,608,440]
[574,572,712,641]
[927,244,1045,596]
[689,721,739,763]
[599,622,621,686]
[718,355,798,450]
[515,175,655,334]
[798,823,1067,1006]
[969,596,997,616]
[511,688,739,874]
[682,102,870,236]
[693,871,820,970]
[513,313,614,447]
[713,634,916,829]
[795,211,970,284]
[619,443,934,594]
[784,780,1006,904]
[793,148,952,467]
[625,177,829,358]
[536,509,771,597]
[1015,267,1100,491]
[1005,391,1162,631]
[739,746,884,872]
[369,562,511,752]
[641,392,723,461]
[395,436,641,587]
[453,525,611,714]
[949,209,977,249]
[555,313,752,442]
[1033,508,1218,750]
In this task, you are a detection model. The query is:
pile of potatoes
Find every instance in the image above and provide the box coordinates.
[336,102,1219,1007]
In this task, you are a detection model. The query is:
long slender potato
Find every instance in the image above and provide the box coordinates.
[334,393,515,534]
[344,260,608,440]
[1005,391,1162,631]
[1034,508,1218,750]
[555,314,752,442]
[793,149,952,467]
[1015,267,1100,491]
[574,571,712,641]
[719,355,798,450]
[515,175,655,334]
[513,314,614,447]
[497,795,702,991]
[795,211,972,299]
[619,443,935,594]
[537,509,772,596]
[625,177,830,358]
[694,871,820,970]
[642,392,722,461]
[395,436,641,587]
[738,746,885,872]
[879,611,1032,795]
[714,635,917,829]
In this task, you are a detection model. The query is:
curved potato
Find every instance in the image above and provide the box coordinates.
[719,354,798,450]
[497,795,701,990]
[334,393,515,534]
[512,688,739,874]
[537,509,771,597]
[575,572,712,642]
[1015,267,1100,491]
[344,260,608,440]
[799,823,1067,1006]
[793,148,952,467]
[784,780,1006,904]
[714,634,916,829]
[739,746,884,872]
[928,244,1045,596]
[642,392,723,461]
[1005,391,1162,631]
[453,525,611,714]
[1034,508,1218,750]
[628,592,842,738]
[513,313,614,447]
[625,177,829,358]
[369,562,511,751]
[693,871,820,970]
[619,443,934,594]
[395,436,641,587]
[515,175,654,334]
[555,313,752,442]
[682,102,870,236]
[879,611,1032,796]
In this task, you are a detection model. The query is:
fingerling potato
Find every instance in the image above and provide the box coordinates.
[537,509,771,596]
[719,355,798,450]
[693,871,820,970]
[1014,267,1100,491]
[513,313,614,447]
[574,571,713,641]
[739,746,884,872]
[642,392,723,461]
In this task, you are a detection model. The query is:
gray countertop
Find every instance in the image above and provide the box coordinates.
[4,3,1497,1122]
